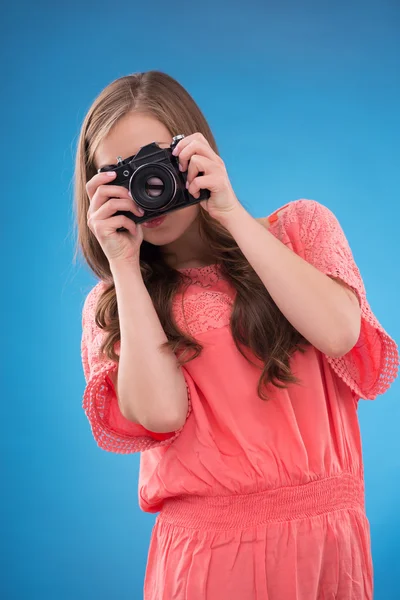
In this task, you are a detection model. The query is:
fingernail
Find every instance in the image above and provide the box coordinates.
[106,171,116,177]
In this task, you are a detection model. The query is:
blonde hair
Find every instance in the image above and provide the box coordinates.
[73,70,309,400]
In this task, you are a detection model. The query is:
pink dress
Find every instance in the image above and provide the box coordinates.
[81,199,398,599]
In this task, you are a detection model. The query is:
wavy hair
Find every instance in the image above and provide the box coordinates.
[73,70,309,400]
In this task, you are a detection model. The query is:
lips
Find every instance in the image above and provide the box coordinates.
[142,215,167,228]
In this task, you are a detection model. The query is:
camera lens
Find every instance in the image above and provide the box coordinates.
[145,176,164,197]
[130,163,177,211]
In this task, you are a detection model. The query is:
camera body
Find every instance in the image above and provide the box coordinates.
[97,134,211,227]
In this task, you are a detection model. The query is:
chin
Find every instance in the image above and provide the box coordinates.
[142,206,200,245]
[142,228,182,246]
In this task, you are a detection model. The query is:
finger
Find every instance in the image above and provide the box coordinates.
[172,132,206,159]
[111,215,140,238]
[178,139,216,172]
[186,155,216,189]
[171,133,196,157]
[86,170,118,201]
[105,215,139,237]
[187,173,220,198]
[89,213,139,238]
[91,197,145,222]
[89,183,132,213]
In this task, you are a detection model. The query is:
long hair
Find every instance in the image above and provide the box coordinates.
[73,70,309,400]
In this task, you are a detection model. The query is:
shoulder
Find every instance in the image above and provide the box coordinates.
[272,198,330,222]
[256,198,321,225]
[257,199,346,258]
[258,199,338,236]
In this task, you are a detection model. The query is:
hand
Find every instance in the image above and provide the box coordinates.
[86,171,145,265]
[172,132,242,222]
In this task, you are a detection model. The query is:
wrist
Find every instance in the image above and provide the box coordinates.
[109,258,142,278]
[215,202,249,231]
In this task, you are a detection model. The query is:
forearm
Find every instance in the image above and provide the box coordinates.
[110,260,188,432]
[219,205,361,357]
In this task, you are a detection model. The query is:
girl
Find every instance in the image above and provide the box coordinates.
[76,70,398,599]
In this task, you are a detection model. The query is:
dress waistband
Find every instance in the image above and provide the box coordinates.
[158,472,365,530]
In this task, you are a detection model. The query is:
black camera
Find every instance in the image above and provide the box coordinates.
[97,134,211,228]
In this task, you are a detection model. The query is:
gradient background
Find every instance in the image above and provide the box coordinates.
[2,0,399,598]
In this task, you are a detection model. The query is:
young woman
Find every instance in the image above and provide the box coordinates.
[75,70,398,599]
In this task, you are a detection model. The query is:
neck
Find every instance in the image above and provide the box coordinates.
[161,217,215,270]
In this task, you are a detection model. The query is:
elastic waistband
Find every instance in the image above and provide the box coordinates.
[158,473,365,530]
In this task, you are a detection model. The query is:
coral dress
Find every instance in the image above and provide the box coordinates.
[81,199,398,599]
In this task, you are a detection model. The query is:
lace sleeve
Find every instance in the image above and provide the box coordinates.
[81,282,192,453]
[286,199,399,400]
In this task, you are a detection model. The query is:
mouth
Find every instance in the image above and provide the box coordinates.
[142,215,167,229]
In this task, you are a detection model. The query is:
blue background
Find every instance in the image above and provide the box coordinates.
[2,0,399,598]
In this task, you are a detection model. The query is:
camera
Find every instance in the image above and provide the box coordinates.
[97,134,211,229]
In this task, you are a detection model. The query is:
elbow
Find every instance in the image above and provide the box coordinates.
[142,409,188,433]
[143,417,185,433]
[325,343,353,359]
[144,374,189,432]
[119,400,141,425]
[120,374,189,433]
[321,284,362,358]
[130,397,188,434]
[120,403,184,432]
[324,321,361,359]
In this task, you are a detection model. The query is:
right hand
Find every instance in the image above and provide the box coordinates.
[86,171,145,264]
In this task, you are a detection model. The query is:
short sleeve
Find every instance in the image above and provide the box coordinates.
[81,282,192,453]
[283,199,399,400]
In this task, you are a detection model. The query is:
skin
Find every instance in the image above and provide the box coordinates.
[92,111,361,358]
[93,111,220,270]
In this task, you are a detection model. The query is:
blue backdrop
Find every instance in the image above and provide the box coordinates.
[3,0,399,598]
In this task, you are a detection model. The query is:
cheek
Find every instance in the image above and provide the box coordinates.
[164,205,200,233]
[177,204,200,225]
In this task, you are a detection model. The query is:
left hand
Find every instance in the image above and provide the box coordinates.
[172,132,241,221]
